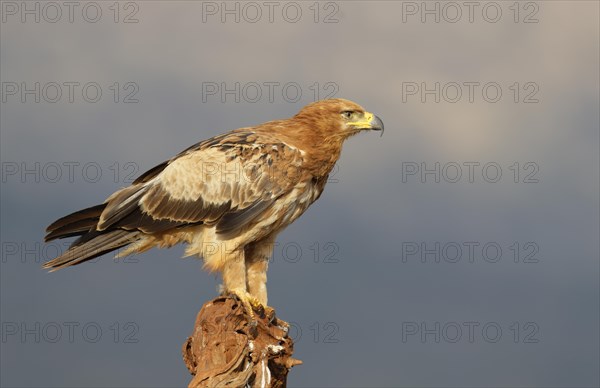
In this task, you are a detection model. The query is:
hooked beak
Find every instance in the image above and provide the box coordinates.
[370,114,385,137]
[348,112,385,137]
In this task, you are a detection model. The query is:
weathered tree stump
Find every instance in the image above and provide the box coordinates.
[182,296,302,387]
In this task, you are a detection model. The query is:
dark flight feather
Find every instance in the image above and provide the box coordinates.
[43,229,139,271]
[45,204,106,242]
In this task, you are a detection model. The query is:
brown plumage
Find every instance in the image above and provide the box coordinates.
[43,98,383,315]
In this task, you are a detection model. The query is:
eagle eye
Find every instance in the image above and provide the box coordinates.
[341,111,353,119]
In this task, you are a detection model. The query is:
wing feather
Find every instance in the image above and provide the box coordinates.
[215,199,275,239]
[43,229,140,270]
[96,130,305,237]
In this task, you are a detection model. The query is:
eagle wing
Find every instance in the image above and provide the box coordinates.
[44,129,305,269]
[103,129,304,234]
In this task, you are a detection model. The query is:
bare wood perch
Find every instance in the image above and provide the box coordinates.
[182,296,302,387]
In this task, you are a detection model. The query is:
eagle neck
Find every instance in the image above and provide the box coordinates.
[293,132,343,178]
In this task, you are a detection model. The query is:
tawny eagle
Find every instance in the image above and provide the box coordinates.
[44,98,383,318]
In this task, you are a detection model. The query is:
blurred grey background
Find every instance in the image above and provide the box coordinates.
[1,1,598,387]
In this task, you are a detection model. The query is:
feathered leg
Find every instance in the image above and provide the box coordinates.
[245,236,276,306]
[222,249,262,323]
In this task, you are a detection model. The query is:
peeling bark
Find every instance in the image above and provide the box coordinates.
[182,296,302,387]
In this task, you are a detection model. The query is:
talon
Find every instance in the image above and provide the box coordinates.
[250,299,265,318]
[227,288,267,324]
[265,306,276,323]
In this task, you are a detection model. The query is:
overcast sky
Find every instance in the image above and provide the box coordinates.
[1,1,599,387]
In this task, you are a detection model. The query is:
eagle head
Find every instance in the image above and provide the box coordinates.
[293,98,384,140]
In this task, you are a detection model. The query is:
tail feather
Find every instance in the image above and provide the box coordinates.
[45,218,101,241]
[44,203,141,271]
[43,229,141,271]
[45,204,106,242]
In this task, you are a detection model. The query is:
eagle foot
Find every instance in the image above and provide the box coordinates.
[249,299,277,324]
[227,288,265,326]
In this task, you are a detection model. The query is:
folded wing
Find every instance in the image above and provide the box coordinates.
[44,130,304,270]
